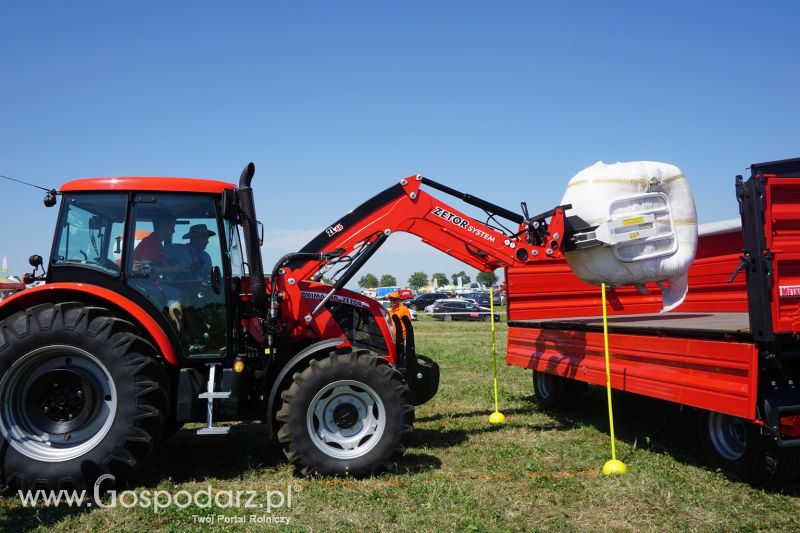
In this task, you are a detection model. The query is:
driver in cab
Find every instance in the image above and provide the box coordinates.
[133,214,189,276]
[164,224,215,281]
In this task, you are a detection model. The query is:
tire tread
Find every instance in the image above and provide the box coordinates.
[0,302,169,490]
[276,349,413,477]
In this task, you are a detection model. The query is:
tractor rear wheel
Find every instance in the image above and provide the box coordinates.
[0,302,168,490]
[276,350,414,476]
[696,410,800,487]
[532,371,587,410]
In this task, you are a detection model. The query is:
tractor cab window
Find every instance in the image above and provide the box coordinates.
[53,193,127,275]
[126,193,228,358]
[225,220,245,278]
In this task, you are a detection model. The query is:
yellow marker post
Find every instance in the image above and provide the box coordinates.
[601,283,626,475]
[488,288,505,425]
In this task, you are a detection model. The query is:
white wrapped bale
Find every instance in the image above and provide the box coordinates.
[562,161,698,313]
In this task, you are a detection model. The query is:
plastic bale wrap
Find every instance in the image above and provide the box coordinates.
[561,161,698,312]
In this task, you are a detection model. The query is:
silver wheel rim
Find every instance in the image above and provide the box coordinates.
[535,372,552,399]
[307,379,386,460]
[0,345,117,462]
[707,412,747,461]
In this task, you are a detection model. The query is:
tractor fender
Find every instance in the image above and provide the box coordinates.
[0,283,178,365]
[265,337,347,436]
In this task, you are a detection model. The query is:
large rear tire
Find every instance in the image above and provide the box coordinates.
[532,371,587,410]
[696,410,800,487]
[0,302,169,490]
[276,350,414,477]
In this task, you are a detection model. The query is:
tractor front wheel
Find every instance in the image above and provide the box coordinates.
[276,350,414,476]
[0,302,168,490]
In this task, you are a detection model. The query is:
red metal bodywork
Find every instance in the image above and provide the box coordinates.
[507,326,758,419]
[765,177,800,336]
[505,226,760,419]
[506,228,747,320]
[272,175,569,363]
[0,283,178,365]
[61,177,236,194]
[287,176,568,282]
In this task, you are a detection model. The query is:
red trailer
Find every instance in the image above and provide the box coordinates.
[505,157,800,486]
[0,278,25,301]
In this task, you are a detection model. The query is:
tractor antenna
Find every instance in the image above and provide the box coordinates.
[0,173,60,207]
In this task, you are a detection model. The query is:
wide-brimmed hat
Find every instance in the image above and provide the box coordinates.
[388,291,401,299]
[183,224,216,239]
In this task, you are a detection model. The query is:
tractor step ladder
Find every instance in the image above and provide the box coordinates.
[197,363,231,435]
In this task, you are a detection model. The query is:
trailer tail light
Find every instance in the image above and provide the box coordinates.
[779,415,800,438]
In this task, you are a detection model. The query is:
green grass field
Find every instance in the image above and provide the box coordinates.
[3,316,800,532]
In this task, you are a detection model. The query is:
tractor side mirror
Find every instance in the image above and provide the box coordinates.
[27,255,46,283]
[43,190,58,207]
[257,221,264,246]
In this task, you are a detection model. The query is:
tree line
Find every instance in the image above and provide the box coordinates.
[357,270,498,290]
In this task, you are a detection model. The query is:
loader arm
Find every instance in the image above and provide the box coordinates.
[286,175,570,283]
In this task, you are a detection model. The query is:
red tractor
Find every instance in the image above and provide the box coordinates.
[0,164,571,490]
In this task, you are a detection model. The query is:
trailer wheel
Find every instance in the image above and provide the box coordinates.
[532,371,586,410]
[696,410,800,486]
[276,350,414,477]
[0,302,168,490]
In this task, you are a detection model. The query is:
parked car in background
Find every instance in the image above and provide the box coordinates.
[462,291,492,308]
[406,292,451,311]
[430,298,500,322]
[425,297,474,315]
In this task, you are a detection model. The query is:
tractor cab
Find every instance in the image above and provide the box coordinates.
[48,178,242,360]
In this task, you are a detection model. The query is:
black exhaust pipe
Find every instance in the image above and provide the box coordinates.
[238,163,268,317]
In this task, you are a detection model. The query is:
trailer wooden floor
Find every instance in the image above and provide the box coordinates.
[508,312,751,341]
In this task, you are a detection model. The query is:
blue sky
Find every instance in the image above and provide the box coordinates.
[1,1,798,286]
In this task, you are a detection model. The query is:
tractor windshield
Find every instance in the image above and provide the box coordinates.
[53,193,127,275]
